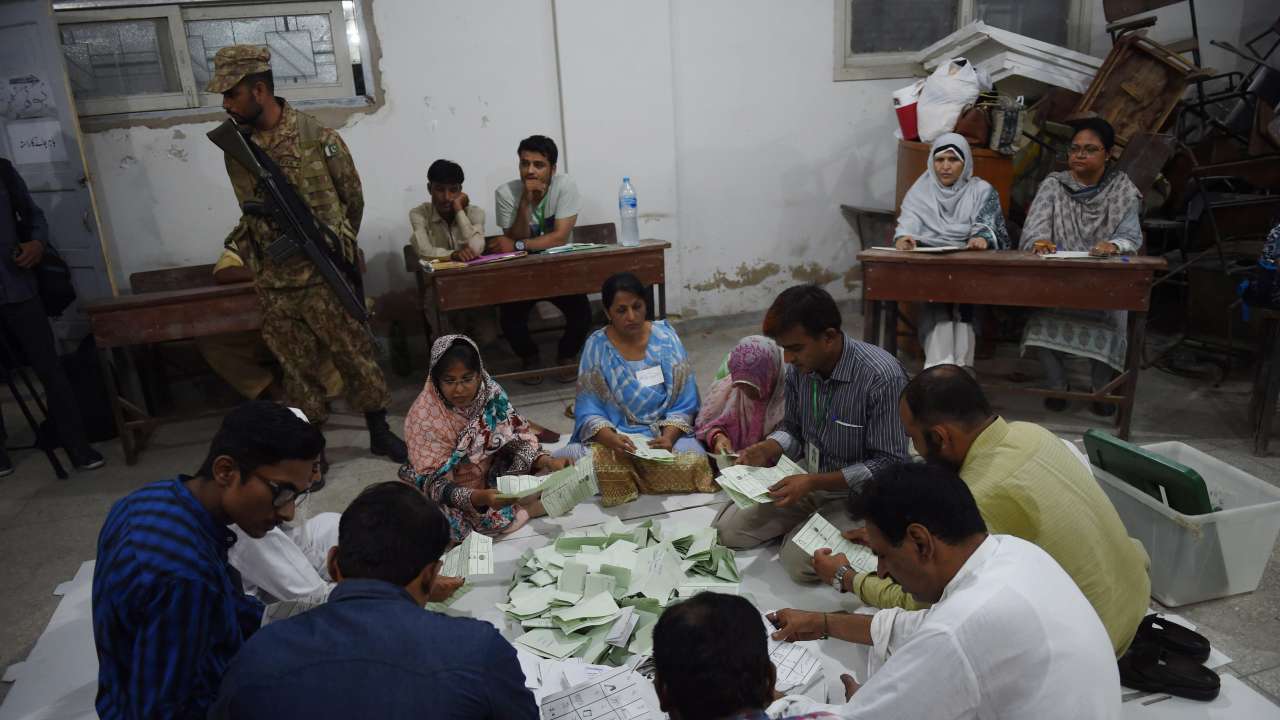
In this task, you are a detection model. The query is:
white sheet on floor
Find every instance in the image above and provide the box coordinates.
[4,496,1277,720]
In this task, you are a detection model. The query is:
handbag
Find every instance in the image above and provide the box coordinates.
[1,159,76,317]
[35,245,76,317]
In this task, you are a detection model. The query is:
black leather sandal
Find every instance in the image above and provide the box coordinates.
[1135,614,1211,663]
[1119,642,1220,702]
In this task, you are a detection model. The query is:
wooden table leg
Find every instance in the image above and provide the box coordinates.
[885,302,900,359]
[100,347,137,465]
[864,300,882,346]
[1117,310,1148,441]
[658,282,667,320]
[1255,318,1280,456]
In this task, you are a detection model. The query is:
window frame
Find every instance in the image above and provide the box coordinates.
[57,5,199,115]
[55,0,356,118]
[832,0,1093,82]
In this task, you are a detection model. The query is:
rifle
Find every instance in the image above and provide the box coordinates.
[207,119,369,325]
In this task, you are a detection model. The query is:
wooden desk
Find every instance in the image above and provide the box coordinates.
[858,249,1166,439]
[419,240,671,382]
[84,283,261,463]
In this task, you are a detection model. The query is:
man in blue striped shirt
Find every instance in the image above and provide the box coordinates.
[715,285,909,582]
[92,401,324,719]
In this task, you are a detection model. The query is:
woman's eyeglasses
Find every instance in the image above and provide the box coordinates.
[439,373,479,390]
[1068,144,1103,157]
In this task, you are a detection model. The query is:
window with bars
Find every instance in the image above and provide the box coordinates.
[56,0,368,117]
[833,0,1087,81]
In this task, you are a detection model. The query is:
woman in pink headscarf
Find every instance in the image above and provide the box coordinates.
[695,336,787,455]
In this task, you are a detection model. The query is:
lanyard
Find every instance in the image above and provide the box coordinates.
[810,377,831,424]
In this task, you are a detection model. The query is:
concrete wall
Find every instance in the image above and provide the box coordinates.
[79,0,1271,324]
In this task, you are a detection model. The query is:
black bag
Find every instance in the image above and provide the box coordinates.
[34,245,76,317]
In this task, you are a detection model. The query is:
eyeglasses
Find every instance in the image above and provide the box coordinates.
[255,474,311,509]
[438,373,479,390]
[1068,144,1103,157]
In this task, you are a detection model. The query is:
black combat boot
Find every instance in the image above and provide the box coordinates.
[366,410,408,463]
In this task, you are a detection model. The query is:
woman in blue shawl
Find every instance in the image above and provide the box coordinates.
[570,272,702,451]
[563,273,711,503]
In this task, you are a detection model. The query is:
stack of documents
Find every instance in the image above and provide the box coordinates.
[538,664,663,720]
[440,532,494,578]
[621,433,676,463]
[716,455,807,509]
[790,514,878,573]
[497,455,597,517]
[543,242,608,255]
[762,614,824,694]
[501,517,742,665]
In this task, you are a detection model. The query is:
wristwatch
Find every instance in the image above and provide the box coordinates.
[514,240,526,252]
[832,564,854,593]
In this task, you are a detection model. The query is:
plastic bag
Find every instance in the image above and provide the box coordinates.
[916,58,983,142]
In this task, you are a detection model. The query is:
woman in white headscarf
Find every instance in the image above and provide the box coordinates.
[894,133,1009,370]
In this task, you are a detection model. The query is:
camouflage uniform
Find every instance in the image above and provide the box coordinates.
[210,46,388,425]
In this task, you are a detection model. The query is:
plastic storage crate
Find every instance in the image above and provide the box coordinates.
[1091,441,1280,607]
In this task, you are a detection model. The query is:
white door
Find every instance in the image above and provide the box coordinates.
[0,0,114,341]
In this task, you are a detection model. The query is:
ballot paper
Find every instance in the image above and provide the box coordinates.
[605,607,639,647]
[540,456,599,517]
[540,665,663,720]
[261,588,329,626]
[497,471,564,499]
[441,532,494,577]
[425,583,474,613]
[763,617,823,693]
[621,433,676,463]
[710,451,738,468]
[516,628,592,660]
[790,514,877,573]
[715,454,808,508]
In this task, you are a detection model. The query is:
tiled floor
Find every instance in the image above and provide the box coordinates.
[2,312,1279,707]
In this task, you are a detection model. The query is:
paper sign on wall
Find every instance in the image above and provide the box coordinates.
[7,118,67,165]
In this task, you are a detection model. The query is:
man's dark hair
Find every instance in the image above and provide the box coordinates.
[848,462,986,546]
[762,284,842,339]
[195,401,324,479]
[427,159,464,185]
[517,134,559,166]
[602,272,647,309]
[900,364,993,430]
[336,482,450,586]
[1069,117,1116,151]
[239,70,275,95]
[653,593,773,719]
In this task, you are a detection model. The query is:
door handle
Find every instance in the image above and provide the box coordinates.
[82,209,94,234]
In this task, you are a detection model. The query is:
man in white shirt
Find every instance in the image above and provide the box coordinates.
[489,135,591,380]
[769,462,1120,719]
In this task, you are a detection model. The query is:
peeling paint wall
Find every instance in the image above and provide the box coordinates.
[81,0,1158,323]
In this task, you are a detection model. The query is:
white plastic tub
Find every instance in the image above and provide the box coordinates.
[1091,441,1280,607]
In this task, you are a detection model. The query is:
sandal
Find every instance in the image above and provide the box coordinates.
[1118,642,1220,702]
[1135,614,1211,663]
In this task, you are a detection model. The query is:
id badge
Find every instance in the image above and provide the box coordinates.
[806,442,820,474]
[635,365,664,388]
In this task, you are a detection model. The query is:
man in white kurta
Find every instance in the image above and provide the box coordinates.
[768,462,1120,720]
[844,534,1121,719]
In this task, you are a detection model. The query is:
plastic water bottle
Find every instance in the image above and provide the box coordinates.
[618,177,639,247]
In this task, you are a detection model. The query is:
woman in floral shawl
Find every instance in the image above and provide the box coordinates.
[401,334,569,541]
[1020,118,1143,416]
[694,336,786,454]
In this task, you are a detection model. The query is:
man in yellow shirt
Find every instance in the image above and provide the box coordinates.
[811,364,1150,657]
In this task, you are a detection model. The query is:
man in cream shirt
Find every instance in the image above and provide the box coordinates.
[769,462,1120,719]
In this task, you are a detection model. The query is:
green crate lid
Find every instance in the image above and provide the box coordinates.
[1084,429,1214,516]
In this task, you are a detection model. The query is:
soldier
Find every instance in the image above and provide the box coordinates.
[207,45,406,463]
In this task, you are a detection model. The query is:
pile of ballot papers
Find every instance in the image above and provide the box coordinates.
[499,516,741,665]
